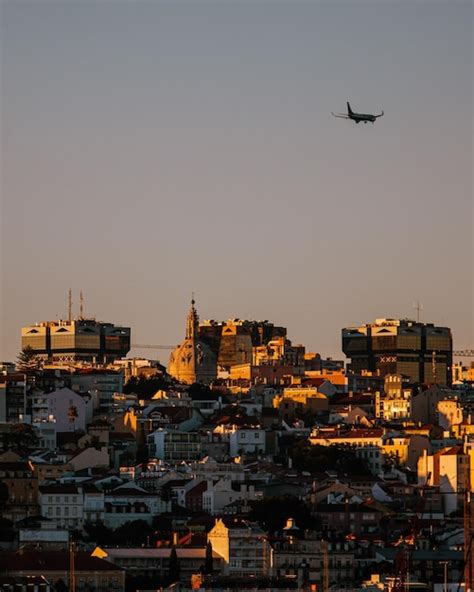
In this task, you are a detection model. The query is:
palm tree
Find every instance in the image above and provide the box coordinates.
[68,405,78,433]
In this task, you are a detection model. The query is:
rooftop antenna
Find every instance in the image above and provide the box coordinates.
[80,291,84,319]
[413,301,423,323]
[68,289,73,322]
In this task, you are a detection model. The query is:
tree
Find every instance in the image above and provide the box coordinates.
[188,383,213,400]
[83,521,114,546]
[0,518,14,542]
[16,346,41,374]
[55,579,68,592]
[202,540,214,575]
[1,423,39,451]
[289,440,371,476]
[168,545,180,584]
[0,481,9,512]
[248,496,321,534]
[123,376,170,398]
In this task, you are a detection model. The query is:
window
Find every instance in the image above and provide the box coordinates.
[56,507,61,516]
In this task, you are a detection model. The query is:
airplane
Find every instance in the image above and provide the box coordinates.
[332,102,384,124]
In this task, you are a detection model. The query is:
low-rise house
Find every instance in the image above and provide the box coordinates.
[68,446,109,472]
[31,387,92,433]
[0,460,39,522]
[190,456,245,482]
[411,385,457,425]
[329,405,373,426]
[208,517,271,577]
[310,427,384,474]
[0,373,26,423]
[203,479,262,515]
[30,455,72,484]
[315,499,393,536]
[18,517,69,549]
[200,431,229,461]
[147,429,202,462]
[271,520,356,590]
[83,484,105,523]
[212,424,266,457]
[0,550,125,591]
[104,482,170,528]
[185,479,208,512]
[375,391,411,421]
[108,432,137,469]
[33,420,57,450]
[70,368,123,412]
[437,399,463,430]
[310,427,384,448]
[418,444,473,514]
[92,546,224,585]
[39,484,84,529]
[273,387,329,422]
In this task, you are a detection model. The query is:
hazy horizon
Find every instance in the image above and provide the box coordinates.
[1,1,473,365]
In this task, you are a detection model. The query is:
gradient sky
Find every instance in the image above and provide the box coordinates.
[1,0,473,363]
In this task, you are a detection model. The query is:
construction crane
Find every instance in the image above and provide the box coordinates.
[392,473,431,592]
[131,344,176,350]
[129,344,474,355]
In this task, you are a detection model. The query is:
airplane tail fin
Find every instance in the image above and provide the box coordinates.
[347,102,353,115]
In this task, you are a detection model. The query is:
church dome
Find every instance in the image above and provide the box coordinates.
[168,300,217,385]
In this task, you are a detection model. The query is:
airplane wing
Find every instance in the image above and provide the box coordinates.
[374,110,384,118]
[331,112,350,119]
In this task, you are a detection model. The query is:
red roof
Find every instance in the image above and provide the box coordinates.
[439,445,464,456]
[0,551,123,573]
[302,377,329,387]
[39,484,79,494]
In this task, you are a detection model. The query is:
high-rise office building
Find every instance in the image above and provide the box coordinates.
[21,319,131,364]
[342,318,452,385]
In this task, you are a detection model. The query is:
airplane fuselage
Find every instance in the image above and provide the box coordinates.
[349,112,377,123]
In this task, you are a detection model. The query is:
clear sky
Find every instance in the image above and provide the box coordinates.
[1,0,472,363]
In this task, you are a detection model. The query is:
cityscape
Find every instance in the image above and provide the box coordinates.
[1,297,474,591]
[1,1,472,592]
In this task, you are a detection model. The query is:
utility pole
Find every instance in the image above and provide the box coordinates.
[69,540,76,592]
[321,540,329,592]
[80,291,84,319]
[465,486,474,592]
[439,560,448,592]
